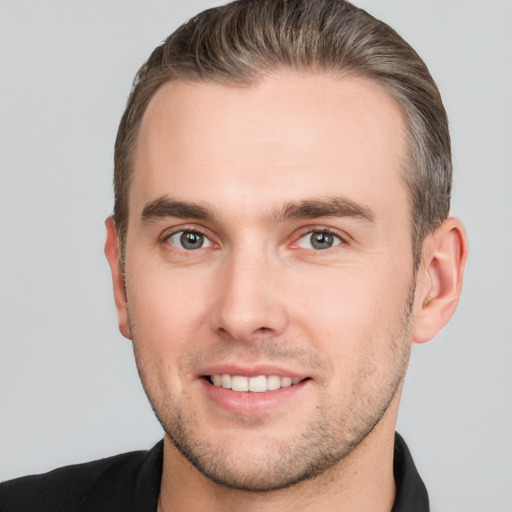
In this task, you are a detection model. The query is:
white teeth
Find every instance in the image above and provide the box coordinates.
[231,375,249,392]
[280,377,292,388]
[221,374,232,388]
[210,374,303,392]
[267,375,281,391]
[248,375,267,392]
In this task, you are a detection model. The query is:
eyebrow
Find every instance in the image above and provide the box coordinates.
[266,197,376,224]
[140,197,215,224]
[139,195,376,225]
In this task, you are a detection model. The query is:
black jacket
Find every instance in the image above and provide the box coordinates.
[0,433,429,511]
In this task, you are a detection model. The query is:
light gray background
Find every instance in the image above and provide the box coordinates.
[1,1,511,511]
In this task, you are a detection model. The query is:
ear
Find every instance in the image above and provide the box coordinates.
[413,217,468,344]
[104,217,132,340]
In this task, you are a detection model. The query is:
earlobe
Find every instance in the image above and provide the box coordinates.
[413,217,468,344]
[104,217,132,340]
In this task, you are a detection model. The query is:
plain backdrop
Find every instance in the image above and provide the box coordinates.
[1,1,511,511]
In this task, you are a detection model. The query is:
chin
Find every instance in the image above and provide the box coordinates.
[165,428,348,492]
[157,400,388,493]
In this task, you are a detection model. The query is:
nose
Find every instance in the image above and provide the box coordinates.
[210,249,289,343]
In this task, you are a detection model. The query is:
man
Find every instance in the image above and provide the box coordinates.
[0,0,467,510]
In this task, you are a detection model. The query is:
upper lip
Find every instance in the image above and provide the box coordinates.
[197,363,309,380]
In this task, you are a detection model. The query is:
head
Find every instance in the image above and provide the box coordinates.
[113,0,451,268]
[105,0,467,494]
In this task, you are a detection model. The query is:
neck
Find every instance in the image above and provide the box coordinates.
[158,414,398,512]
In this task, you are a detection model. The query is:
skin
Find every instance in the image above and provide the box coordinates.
[105,72,467,512]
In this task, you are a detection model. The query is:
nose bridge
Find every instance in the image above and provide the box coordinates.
[212,242,288,342]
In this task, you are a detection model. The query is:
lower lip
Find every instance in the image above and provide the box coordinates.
[200,378,309,416]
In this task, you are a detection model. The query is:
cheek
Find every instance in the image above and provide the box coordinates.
[126,266,217,404]
[292,263,412,368]
[125,262,214,363]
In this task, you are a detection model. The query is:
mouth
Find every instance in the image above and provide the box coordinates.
[204,374,309,392]
[199,369,312,416]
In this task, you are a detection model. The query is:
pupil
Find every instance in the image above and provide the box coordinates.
[312,232,332,249]
[181,232,203,250]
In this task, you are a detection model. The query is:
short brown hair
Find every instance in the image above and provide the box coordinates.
[114,0,451,266]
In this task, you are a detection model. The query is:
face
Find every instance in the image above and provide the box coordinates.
[115,73,416,491]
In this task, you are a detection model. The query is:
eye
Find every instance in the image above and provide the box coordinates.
[167,230,212,250]
[297,230,342,250]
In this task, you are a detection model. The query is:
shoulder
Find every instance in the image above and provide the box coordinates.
[392,433,430,512]
[0,441,163,512]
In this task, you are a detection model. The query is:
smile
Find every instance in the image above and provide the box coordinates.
[208,374,304,392]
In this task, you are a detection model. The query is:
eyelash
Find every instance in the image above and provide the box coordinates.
[295,227,346,250]
[161,227,214,252]
[160,226,347,253]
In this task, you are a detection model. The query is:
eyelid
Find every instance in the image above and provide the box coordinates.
[298,231,341,251]
[158,223,349,251]
[293,225,349,245]
[170,231,212,249]
[160,223,208,239]
[160,224,217,249]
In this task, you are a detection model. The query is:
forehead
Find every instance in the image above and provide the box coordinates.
[131,72,408,221]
